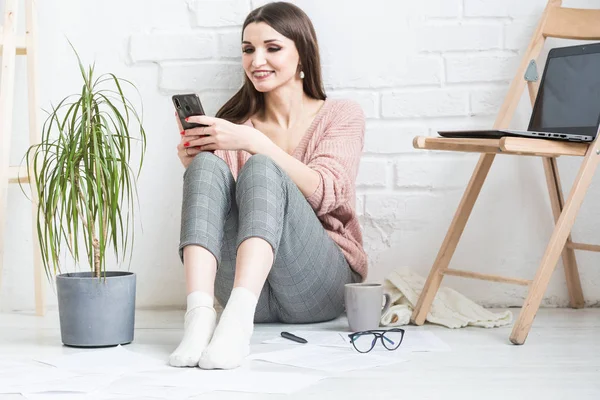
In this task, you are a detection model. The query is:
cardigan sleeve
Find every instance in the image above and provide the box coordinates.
[305,101,365,216]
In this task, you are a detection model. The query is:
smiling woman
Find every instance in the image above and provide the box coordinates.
[171,1,367,371]
[214,1,326,124]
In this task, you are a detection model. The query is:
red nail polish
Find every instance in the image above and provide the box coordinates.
[185,117,189,122]
[184,142,189,147]
[180,130,184,135]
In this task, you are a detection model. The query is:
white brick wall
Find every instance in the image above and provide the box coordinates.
[189,0,251,27]
[445,53,520,83]
[129,31,216,62]
[3,0,600,312]
[382,90,469,118]
[464,0,545,17]
[417,23,503,52]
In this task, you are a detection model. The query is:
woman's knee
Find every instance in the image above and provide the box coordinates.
[236,155,285,199]
[242,154,275,169]
[237,155,281,184]
[184,152,233,187]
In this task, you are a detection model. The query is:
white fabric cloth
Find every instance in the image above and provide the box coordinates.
[380,268,512,329]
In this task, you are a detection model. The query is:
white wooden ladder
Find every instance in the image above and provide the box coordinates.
[0,0,45,315]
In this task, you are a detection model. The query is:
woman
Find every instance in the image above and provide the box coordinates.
[170,1,367,370]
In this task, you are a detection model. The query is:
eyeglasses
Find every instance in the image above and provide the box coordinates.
[348,328,405,353]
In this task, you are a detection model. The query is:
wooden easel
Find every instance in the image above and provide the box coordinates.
[410,0,600,345]
[0,0,45,315]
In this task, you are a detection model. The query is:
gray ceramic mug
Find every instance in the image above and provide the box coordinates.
[344,283,392,332]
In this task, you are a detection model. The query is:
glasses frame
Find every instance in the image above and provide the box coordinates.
[347,328,405,353]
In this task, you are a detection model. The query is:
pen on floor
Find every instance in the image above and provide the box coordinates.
[281,331,308,344]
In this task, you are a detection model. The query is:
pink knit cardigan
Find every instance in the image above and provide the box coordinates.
[215,98,367,280]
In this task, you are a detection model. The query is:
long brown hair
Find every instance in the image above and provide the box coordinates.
[215,2,326,124]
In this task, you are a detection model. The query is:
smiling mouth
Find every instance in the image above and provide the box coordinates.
[253,71,274,78]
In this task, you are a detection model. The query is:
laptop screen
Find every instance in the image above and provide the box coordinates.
[529,50,600,135]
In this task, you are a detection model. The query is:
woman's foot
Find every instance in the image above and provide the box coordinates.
[169,292,217,367]
[198,287,257,369]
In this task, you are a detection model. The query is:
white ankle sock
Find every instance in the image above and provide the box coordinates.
[198,287,258,369]
[169,291,216,367]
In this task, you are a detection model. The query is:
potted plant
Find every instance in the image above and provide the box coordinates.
[22,45,147,347]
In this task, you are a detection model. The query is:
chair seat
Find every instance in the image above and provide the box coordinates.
[413,136,589,157]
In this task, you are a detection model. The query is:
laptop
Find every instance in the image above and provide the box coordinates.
[438,42,600,143]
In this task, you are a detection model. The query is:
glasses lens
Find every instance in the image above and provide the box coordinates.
[382,329,404,350]
[351,333,377,353]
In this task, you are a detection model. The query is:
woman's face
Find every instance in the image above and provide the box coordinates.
[242,22,301,93]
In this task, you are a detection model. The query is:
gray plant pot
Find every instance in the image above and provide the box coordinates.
[56,271,136,347]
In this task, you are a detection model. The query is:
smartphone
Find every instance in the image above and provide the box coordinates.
[172,93,208,130]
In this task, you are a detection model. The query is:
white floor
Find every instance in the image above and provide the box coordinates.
[1,308,599,400]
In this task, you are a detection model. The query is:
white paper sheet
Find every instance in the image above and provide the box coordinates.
[22,392,98,400]
[11,373,121,395]
[0,366,79,394]
[36,345,171,375]
[249,345,406,372]
[196,369,325,394]
[0,356,45,371]
[117,368,326,395]
[97,372,212,399]
[24,395,160,400]
[103,380,205,400]
[13,366,322,397]
[262,330,350,348]
[94,397,165,400]
[23,393,77,400]
[368,331,451,354]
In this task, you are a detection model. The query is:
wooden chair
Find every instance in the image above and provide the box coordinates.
[410,0,600,345]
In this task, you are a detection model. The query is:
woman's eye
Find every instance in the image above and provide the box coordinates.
[242,47,280,54]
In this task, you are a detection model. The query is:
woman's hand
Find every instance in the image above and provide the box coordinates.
[182,115,271,154]
[174,112,203,168]
[176,134,203,168]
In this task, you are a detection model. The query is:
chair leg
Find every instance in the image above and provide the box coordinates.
[542,157,584,309]
[411,154,495,325]
[511,149,600,345]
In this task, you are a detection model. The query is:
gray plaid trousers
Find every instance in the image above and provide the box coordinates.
[179,152,359,323]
